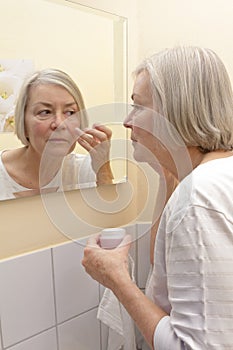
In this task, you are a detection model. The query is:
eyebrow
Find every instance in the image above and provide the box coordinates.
[32,101,78,107]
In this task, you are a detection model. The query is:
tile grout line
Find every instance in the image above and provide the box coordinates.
[3,327,56,350]
[50,247,60,350]
[98,283,103,350]
[0,316,4,350]
[56,306,99,327]
[135,223,139,285]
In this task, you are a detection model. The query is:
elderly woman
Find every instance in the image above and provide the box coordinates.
[82,46,233,349]
[0,69,113,199]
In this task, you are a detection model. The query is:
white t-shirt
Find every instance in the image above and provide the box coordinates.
[146,156,233,349]
[0,151,96,200]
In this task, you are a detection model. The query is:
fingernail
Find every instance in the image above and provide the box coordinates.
[92,122,102,127]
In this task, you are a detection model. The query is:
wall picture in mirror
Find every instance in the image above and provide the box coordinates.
[0,59,34,132]
[0,0,128,200]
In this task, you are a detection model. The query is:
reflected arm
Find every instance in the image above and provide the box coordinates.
[96,160,114,185]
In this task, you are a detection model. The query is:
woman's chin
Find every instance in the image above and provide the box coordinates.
[133,149,145,162]
[132,142,149,163]
[44,141,75,157]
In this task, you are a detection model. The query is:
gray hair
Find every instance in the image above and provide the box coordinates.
[135,46,233,152]
[14,68,88,145]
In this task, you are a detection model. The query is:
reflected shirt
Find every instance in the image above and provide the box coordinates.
[146,156,233,349]
[0,151,96,200]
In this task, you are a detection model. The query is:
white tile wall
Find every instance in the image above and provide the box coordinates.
[0,249,55,348]
[52,240,99,323]
[0,223,151,349]
[58,308,100,350]
[7,328,57,350]
[0,325,2,350]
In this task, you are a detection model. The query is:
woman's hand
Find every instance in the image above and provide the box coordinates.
[82,234,167,349]
[82,234,132,291]
[76,124,114,184]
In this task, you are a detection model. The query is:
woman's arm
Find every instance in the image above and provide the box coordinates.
[82,235,167,349]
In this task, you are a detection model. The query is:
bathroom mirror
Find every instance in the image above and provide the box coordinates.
[0,0,128,200]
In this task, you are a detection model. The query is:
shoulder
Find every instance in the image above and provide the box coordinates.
[191,156,233,210]
[1,148,25,165]
[181,156,233,204]
[163,156,233,231]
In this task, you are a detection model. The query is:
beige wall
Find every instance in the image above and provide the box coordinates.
[137,0,233,80]
[80,0,233,96]
[0,180,130,259]
[0,0,114,108]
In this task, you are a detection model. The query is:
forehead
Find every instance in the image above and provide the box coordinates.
[132,70,152,103]
[27,83,74,103]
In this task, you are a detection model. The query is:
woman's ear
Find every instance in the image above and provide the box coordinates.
[24,127,29,142]
[24,123,29,141]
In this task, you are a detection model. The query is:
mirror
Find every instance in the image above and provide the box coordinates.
[0,0,128,200]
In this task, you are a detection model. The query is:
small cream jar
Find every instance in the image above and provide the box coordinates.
[100,228,126,249]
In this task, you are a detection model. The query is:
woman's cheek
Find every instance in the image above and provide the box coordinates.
[34,121,50,137]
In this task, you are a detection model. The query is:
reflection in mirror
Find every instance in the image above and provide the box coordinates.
[0,0,127,200]
[40,105,128,193]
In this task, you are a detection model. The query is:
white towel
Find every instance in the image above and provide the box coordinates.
[97,255,137,350]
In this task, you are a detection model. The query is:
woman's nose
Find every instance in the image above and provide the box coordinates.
[123,110,133,129]
[50,113,66,130]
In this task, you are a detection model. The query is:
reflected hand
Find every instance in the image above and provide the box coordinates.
[82,234,132,290]
[76,124,114,184]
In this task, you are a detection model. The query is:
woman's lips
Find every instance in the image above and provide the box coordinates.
[48,138,67,142]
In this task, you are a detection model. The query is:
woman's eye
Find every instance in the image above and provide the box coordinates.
[37,109,52,118]
[65,110,76,117]
[131,104,144,115]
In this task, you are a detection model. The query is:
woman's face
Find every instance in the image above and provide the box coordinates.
[24,83,80,158]
[124,71,158,164]
[124,70,176,171]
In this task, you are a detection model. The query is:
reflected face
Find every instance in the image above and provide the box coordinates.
[24,84,80,157]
